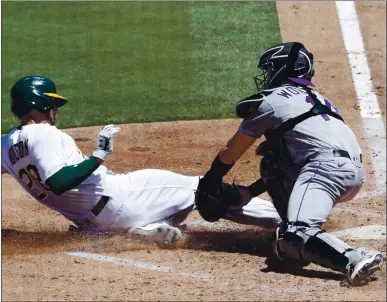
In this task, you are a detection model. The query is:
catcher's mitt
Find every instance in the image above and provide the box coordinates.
[195,181,242,222]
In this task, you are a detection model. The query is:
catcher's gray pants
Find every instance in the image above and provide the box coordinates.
[288,154,364,227]
[278,153,367,270]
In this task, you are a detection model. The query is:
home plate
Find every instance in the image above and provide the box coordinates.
[331,225,386,240]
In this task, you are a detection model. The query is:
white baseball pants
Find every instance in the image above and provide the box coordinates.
[86,169,281,230]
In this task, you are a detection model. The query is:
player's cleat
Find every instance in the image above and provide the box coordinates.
[128,222,182,246]
[346,250,384,286]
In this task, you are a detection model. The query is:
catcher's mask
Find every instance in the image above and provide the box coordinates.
[254,42,315,91]
[11,75,68,119]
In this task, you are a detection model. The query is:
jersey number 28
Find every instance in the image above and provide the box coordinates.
[18,164,50,201]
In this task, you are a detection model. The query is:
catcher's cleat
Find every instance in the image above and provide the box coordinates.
[128,222,182,246]
[346,249,384,286]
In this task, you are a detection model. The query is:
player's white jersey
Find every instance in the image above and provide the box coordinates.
[239,84,362,165]
[1,124,108,222]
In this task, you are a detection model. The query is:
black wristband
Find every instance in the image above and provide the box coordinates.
[248,178,267,197]
[207,153,234,179]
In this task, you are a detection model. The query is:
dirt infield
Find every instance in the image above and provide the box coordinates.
[2,2,386,301]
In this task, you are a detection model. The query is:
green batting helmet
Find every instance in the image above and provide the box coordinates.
[10,76,68,118]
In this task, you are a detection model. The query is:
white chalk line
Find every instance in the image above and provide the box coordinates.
[336,1,386,187]
[64,193,385,288]
[65,251,216,282]
[65,223,386,277]
[64,221,385,290]
[64,251,340,292]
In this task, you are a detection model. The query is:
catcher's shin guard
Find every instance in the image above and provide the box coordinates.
[274,222,352,271]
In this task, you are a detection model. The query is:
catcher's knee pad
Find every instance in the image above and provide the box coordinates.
[274,222,351,271]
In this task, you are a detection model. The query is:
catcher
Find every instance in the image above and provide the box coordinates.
[1,76,281,246]
[195,42,384,286]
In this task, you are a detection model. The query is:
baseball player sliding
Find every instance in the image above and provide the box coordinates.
[1,76,281,247]
[195,42,384,286]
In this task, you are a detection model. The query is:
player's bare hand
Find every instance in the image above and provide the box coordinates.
[93,124,121,161]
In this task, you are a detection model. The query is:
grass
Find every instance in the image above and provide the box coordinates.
[1,1,281,132]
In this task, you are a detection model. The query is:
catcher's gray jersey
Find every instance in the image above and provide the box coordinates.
[237,83,366,272]
[238,83,364,229]
[239,84,362,166]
